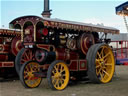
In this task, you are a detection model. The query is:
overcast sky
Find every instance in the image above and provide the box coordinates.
[0,0,127,33]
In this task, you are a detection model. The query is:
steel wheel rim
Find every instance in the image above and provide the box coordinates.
[95,45,115,83]
[51,62,69,90]
[24,62,41,88]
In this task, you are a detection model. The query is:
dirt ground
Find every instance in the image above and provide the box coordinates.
[0,66,128,96]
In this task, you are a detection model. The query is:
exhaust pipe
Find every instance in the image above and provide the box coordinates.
[41,0,52,18]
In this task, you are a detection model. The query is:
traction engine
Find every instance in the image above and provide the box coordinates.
[0,28,22,77]
[10,15,119,90]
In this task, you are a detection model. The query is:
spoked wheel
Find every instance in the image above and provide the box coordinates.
[19,61,42,88]
[86,43,115,83]
[15,48,36,75]
[47,60,70,90]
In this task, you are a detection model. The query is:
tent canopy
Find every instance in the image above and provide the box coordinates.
[116,1,128,16]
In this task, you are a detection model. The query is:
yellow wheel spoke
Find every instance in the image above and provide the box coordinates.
[105,63,112,66]
[96,59,100,63]
[60,69,65,73]
[52,76,56,83]
[24,70,28,74]
[96,69,98,75]
[102,69,110,77]
[96,68,101,75]
[52,70,55,74]
[28,76,32,80]
[96,59,100,61]
[96,64,100,68]
[54,66,58,72]
[26,67,30,72]
[52,76,55,79]
[97,52,102,59]
[102,66,106,69]
[104,58,108,63]
[61,78,65,82]
[103,52,111,59]
[55,79,59,87]
[99,71,103,80]
[52,79,55,84]
[24,75,28,79]
[25,80,30,84]
[30,67,33,72]
[62,74,65,77]
[60,65,64,73]
[60,79,63,85]
[58,80,61,87]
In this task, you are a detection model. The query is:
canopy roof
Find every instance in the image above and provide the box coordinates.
[0,28,21,36]
[116,1,128,16]
[10,15,119,34]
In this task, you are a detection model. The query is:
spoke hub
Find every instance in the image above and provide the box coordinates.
[55,73,62,79]
[28,72,34,77]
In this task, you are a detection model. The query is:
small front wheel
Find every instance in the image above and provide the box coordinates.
[47,60,70,90]
[19,61,42,88]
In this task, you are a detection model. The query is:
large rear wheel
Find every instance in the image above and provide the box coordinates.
[19,61,42,88]
[15,48,35,75]
[86,43,115,83]
[47,60,70,90]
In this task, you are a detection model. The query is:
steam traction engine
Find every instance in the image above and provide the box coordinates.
[0,28,21,77]
[11,15,119,90]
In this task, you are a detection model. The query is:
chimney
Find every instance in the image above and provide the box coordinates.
[41,0,52,18]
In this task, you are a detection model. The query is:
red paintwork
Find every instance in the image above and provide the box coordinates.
[69,60,78,71]
[0,29,22,69]
[0,44,10,53]
[56,48,78,60]
[35,45,85,71]
[68,60,87,71]
[55,48,87,71]
[11,37,22,56]
[0,38,2,43]
[24,43,35,46]
[0,62,14,67]
[20,49,35,65]
[78,33,95,55]
[35,49,45,62]
[79,60,87,70]
[37,44,54,51]
[42,28,48,36]
[56,48,66,60]
[40,64,49,70]
[0,54,8,61]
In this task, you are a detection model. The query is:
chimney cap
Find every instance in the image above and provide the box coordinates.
[41,10,52,18]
